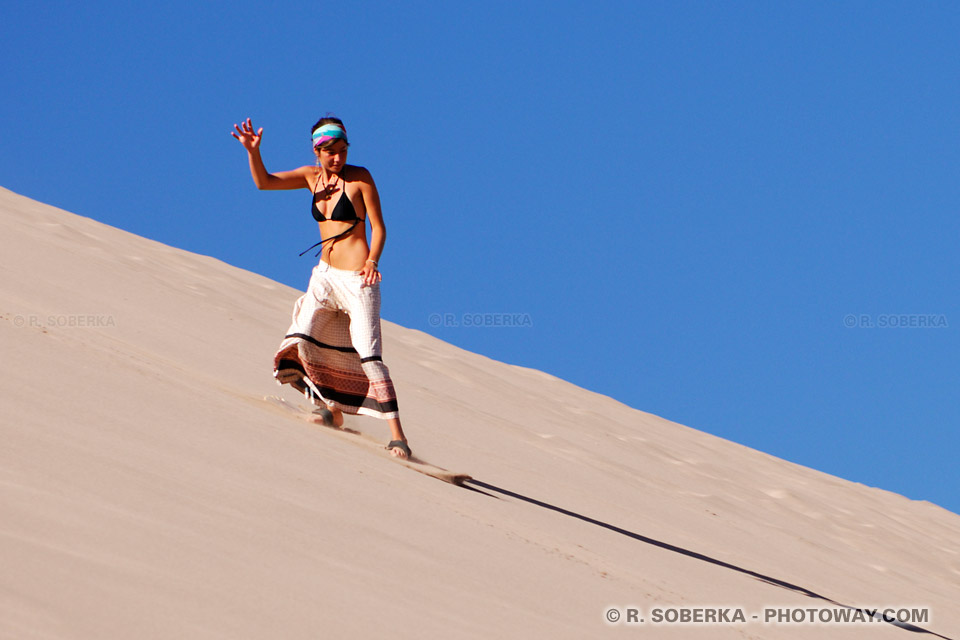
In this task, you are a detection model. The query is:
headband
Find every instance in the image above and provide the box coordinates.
[312,123,348,147]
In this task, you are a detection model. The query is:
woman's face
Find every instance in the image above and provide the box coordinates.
[316,139,348,173]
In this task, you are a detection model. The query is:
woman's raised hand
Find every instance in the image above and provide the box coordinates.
[231,118,263,152]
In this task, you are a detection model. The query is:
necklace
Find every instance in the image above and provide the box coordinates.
[318,170,339,195]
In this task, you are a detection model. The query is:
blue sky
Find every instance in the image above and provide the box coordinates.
[2,1,958,515]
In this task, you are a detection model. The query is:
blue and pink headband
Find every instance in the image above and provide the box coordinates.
[312,124,348,147]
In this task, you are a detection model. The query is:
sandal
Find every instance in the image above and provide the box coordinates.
[385,440,412,459]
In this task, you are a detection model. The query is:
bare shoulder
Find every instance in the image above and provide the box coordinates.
[294,164,320,187]
[344,165,375,184]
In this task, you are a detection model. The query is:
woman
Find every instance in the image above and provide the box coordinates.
[232,116,410,459]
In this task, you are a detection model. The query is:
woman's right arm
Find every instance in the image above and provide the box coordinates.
[232,118,310,190]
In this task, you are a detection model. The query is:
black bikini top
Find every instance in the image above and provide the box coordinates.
[311,173,362,223]
[299,172,365,258]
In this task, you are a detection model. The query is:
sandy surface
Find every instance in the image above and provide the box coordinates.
[1,186,957,639]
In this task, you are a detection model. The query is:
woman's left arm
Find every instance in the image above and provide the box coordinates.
[358,167,386,286]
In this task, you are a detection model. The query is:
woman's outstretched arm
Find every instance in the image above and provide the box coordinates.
[232,118,310,190]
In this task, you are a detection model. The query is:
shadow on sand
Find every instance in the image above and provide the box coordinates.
[463,478,953,640]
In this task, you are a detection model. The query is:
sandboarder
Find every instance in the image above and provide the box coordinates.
[232,116,410,459]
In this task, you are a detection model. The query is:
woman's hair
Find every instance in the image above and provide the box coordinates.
[312,116,349,149]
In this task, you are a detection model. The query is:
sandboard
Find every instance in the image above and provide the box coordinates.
[262,395,471,486]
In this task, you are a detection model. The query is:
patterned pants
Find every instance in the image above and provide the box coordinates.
[273,260,399,419]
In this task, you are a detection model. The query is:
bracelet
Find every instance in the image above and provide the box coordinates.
[366,259,378,267]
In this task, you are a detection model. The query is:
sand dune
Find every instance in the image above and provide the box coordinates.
[1,186,957,639]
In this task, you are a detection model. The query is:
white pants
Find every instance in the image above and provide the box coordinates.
[273,260,398,419]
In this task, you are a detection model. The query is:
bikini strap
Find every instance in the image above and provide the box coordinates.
[298,219,359,257]
[311,168,324,219]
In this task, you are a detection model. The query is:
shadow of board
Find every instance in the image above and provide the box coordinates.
[462,478,953,640]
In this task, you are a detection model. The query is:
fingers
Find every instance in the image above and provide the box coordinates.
[230,119,262,145]
[231,119,258,135]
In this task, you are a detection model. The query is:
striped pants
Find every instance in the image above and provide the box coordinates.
[273,259,399,419]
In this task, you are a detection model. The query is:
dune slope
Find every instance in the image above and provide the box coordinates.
[1,186,957,639]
